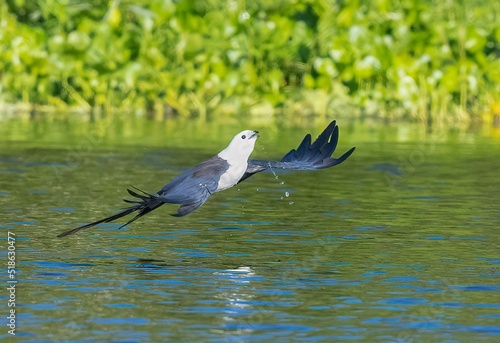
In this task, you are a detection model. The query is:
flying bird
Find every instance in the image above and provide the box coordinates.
[57,121,355,237]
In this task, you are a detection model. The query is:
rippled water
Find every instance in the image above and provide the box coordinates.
[0,117,499,342]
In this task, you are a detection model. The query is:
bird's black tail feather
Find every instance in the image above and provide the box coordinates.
[57,187,164,238]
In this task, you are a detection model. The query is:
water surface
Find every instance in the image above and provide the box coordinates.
[0,116,499,342]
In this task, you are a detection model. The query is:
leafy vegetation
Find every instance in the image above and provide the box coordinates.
[1,0,499,122]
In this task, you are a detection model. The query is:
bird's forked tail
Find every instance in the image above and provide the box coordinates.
[57,187,164,237]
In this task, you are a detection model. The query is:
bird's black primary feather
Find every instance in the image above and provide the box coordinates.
[241,120,355,182]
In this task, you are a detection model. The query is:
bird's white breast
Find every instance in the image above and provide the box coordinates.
[216,161,247,192]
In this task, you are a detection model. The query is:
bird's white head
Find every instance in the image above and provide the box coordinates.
[218,130,259,162]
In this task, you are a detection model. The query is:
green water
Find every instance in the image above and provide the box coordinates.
[0,115,499,342]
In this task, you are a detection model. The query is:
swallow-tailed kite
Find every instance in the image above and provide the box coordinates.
[57,121,355,237]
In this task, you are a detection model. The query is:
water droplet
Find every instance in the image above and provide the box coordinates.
[285,191,289,197]
[280,181,285,185]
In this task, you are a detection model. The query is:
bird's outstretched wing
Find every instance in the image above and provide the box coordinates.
[239,121,355,182]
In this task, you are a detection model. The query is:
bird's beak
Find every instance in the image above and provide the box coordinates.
[251,130,259,139]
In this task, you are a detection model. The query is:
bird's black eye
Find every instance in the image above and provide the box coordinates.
[241,135,246,139]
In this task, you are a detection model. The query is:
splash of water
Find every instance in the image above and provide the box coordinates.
[260,143,290,200]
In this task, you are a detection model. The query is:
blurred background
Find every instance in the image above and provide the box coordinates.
[0,0,499,127]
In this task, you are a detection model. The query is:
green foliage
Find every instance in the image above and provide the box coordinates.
[0,0,498,121]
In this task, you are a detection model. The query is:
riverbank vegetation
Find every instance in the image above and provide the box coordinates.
[1,0,499,123]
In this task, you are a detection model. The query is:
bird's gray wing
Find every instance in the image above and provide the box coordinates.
[240,120,355,183]
[157,156,229,216]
